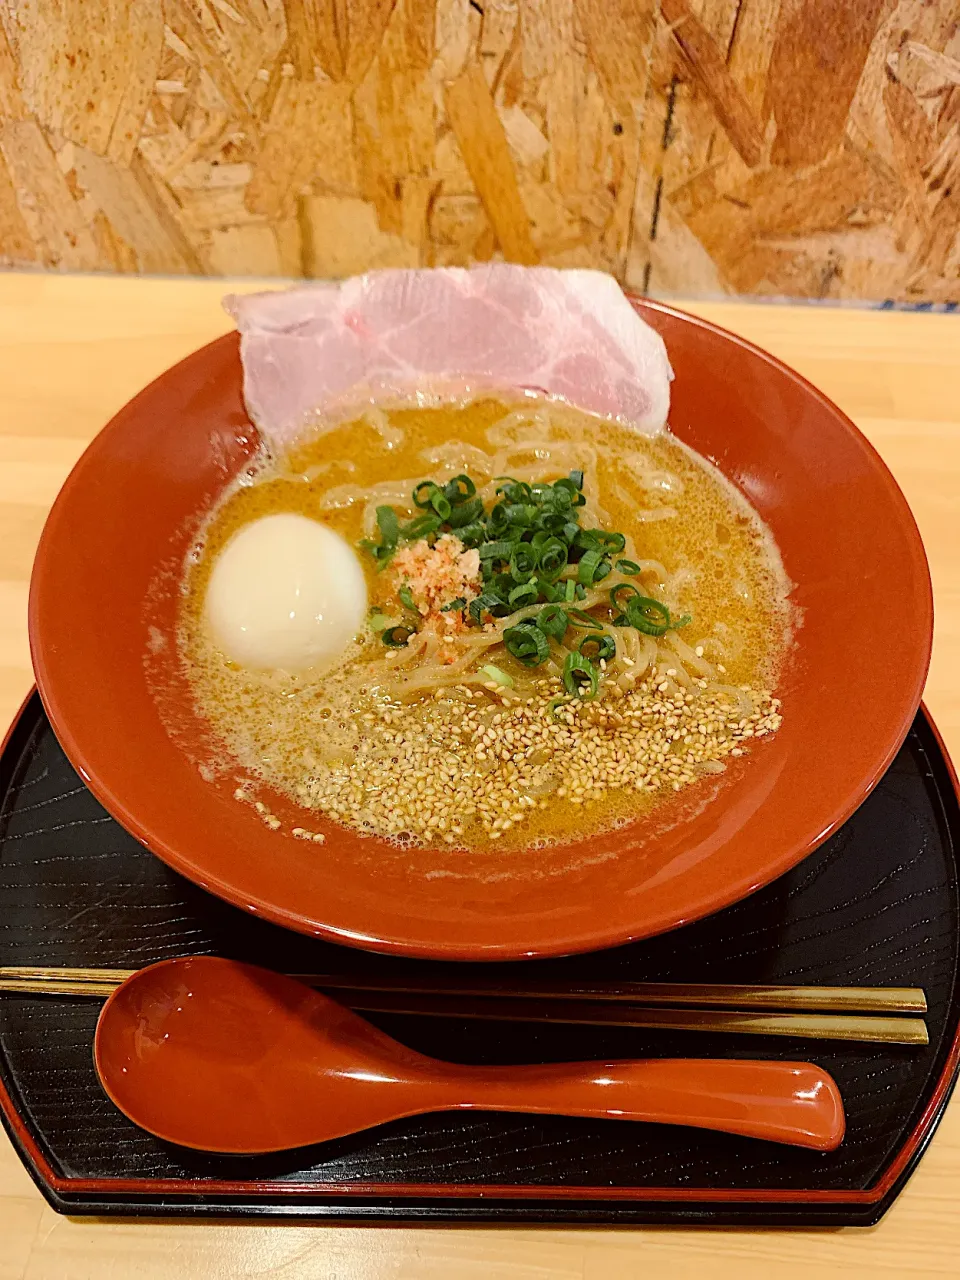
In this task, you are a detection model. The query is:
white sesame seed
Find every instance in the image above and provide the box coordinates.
[277,663,780,848]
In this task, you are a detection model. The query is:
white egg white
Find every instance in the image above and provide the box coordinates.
[203,513,367,674]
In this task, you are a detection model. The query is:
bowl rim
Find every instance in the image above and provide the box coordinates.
[27,297,934,960]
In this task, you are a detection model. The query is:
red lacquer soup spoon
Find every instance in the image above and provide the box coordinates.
[93,957,845,1154]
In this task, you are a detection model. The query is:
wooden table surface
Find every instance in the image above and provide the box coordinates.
[0,275,958,1278]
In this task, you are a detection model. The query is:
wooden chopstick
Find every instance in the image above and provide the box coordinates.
[310,978,929,1014]
[0,971,929,1045]
[0,979,118,997]
[349,991,929,1045]
[1,967,138,985]
[0,967,928,1013]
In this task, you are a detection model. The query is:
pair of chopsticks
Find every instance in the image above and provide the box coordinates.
[0,967,929,1045]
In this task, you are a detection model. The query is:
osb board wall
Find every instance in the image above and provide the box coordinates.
[0,0,957,301]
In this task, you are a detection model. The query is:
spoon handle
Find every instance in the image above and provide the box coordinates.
[452,1058,844,1150]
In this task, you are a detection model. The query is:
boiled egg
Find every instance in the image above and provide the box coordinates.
[204,513,367,673]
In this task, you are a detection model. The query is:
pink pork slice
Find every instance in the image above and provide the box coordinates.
[223,266,674,452]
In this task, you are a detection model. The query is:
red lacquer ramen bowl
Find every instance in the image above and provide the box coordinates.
[28,302,932,960]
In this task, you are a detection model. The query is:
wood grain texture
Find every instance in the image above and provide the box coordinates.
[764,0,889,169]
[444,61,538,264]
[1,272,959,1274]
[660,0,764,168]
[0,1,956,299]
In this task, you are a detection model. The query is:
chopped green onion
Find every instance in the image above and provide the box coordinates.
[359,505,404,569]
[538,537,568,581]
[479,540,514,562]
[478,664,514,688]
[446,498,483,529]
[609,582,674,635]
[400,513,441,541]
[379,469,639,638]
[610,582,641,612]
[503,623,550,667]
[539,511,567,534]
[565,607,603,630]
[509,544,538,579]
[359,538,395,570]
[382,625,416,647]
[368,611,395,633]
[430,489,452,520]
[576,528,624,553]
[562,650,599,699]
[595,530,626,553]
[487,502,510,535]
[579,633,616,661]
[376,505,400,545]
[412,480,439,509]
[577,548,610,586]
[456,521,486,547]
[673,613,692,629]
[508,581,539,608]
[624,595,672,637]
[486,572,514,602]
[469,592,506,623]
[496,478,532,502]
[444,474,476,504]
[505,502,537,526]
[398,584,419,613]
[536,604,569,639]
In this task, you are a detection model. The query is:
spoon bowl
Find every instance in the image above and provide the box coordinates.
[94,957,846,1154]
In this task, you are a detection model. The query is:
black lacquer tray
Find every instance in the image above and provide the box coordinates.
[1,690,958,1226]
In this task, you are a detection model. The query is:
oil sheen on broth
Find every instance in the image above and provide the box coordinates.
[179,398,790,851]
